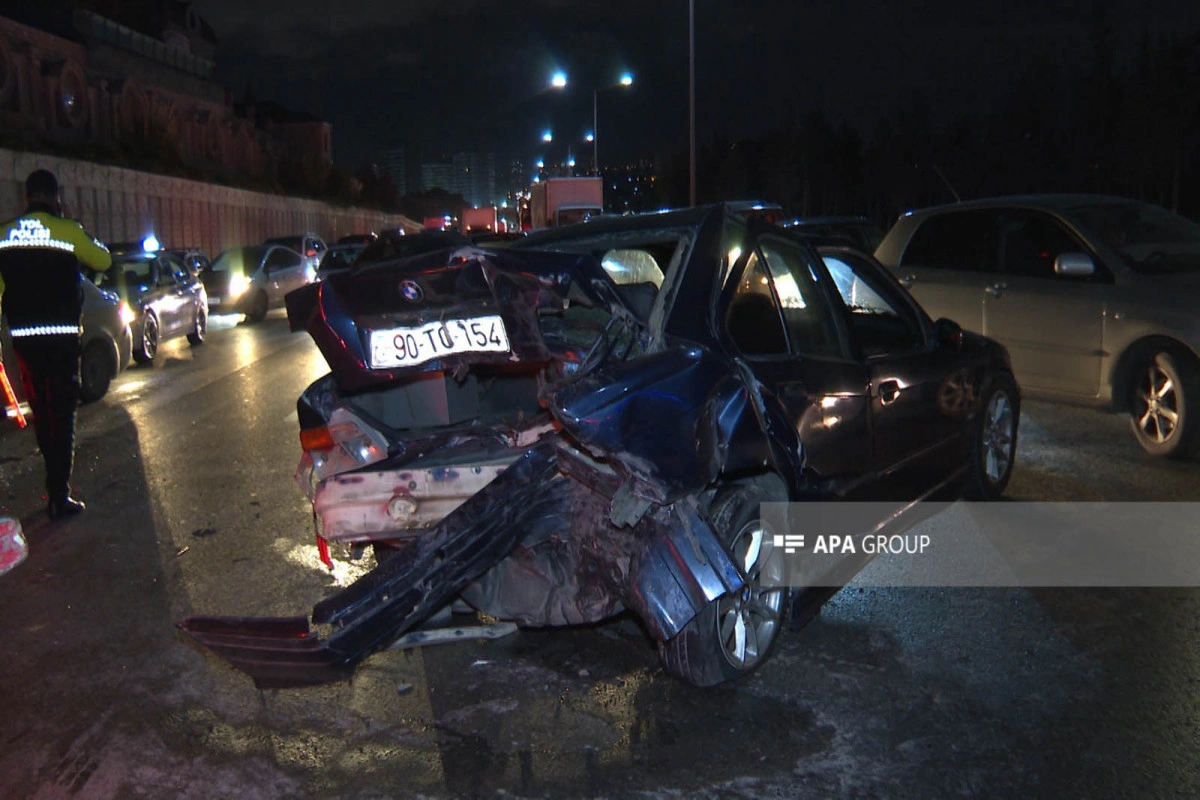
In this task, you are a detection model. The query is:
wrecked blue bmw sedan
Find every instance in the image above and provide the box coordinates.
[179,204,1018,688]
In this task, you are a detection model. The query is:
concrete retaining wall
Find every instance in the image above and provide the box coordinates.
[0,148,421,256]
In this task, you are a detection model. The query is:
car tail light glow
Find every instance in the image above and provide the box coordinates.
[296,408,389,496]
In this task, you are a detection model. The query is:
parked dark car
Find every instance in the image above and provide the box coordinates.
[315,243,365,280]
[90,248,208,364]
[201,244,315,322]
[179,204,1018,690]
[875,194,1200,457]
[355,228,471,265]
[166,248,211,277]
[337,233,377,246]
[785,215,886,253]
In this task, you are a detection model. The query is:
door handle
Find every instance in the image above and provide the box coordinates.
[899,274,915,289]
[985,282,1007,297]
[877,380,900,404]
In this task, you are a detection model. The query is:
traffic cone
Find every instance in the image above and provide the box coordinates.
[0,516,27,575]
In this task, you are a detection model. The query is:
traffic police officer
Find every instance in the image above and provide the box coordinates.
[0,169,112,518]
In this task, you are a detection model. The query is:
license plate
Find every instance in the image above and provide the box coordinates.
[369,315,510,369]
[209,297,222,306]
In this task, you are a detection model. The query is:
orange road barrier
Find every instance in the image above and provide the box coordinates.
[0,360,26,428]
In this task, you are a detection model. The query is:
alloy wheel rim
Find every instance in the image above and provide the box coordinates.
[983,391,1014,482]
[716,519,784,670]
[144,318,157,358]
[1135,363,1179,444]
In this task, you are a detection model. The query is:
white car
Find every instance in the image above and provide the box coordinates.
[200,244,317,322]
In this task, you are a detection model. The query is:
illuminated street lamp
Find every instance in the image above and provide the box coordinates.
[542,130,553,143]
[550,71,567,89]
[592,73,633,175]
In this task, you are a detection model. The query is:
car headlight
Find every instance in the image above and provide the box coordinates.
[228,272,250,299]
[118,301,136,326]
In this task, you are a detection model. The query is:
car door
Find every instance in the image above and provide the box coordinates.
[263,246,304,306]
[155,254,191,336]
[822,249,970,495]
[719,234,872,497]
[893,210,997,335]
[984,209,1109,397]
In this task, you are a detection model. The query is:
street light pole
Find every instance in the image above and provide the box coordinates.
[688,0,696,206]
[593,89,599,176]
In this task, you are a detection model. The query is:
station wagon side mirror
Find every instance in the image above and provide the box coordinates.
[1054,252,1095,277]
[934,317,964,350]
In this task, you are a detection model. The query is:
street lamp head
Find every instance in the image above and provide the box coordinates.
[550,72,567,89]
[585,132,594,142]
[542,130,553,143]
[619,73,633,87]
[568,157,576,168]
[536,159,544,169]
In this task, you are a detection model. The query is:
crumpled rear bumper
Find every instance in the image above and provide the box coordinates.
[178,441,744,689]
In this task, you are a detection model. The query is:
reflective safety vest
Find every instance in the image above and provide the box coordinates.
[0,208,112,337]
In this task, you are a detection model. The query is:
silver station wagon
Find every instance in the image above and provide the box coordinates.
[876,195,1200,457]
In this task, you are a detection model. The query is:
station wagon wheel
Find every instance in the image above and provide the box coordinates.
[1129,351,1198,459]
[966,374,1019,499]
[133,313,158,365]
[658,482,789,686]
[187,307,207,345]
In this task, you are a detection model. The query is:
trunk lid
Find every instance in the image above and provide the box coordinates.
[286,246,624,392]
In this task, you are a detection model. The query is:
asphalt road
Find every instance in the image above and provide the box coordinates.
[1,316,1198,799]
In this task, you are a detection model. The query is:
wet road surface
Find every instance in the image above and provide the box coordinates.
[1,315,1198,798]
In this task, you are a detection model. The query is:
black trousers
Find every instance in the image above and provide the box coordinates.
[12,335,81,502]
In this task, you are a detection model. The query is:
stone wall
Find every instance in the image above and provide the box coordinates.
[0,148,421,255]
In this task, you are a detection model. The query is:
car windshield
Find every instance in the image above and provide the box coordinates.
[1068,202,1200,275]
[210,247,264,274]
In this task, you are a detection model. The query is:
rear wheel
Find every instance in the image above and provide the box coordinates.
[1129,350,1198,458]
[247,291,269,322]
[658,483,789,687]
[187,307,207,345]
[79,340,113,403]
[133,313,158,365]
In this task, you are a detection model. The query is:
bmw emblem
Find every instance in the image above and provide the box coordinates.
[399,280,423,302]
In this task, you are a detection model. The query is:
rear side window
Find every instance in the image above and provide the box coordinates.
[899,210,998,273]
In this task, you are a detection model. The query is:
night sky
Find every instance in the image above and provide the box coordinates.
[190,0,1199,171]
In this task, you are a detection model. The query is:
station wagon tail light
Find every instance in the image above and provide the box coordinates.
[298,408,389,488]
[118,301,136,326]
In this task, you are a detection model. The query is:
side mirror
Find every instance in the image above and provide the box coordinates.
[934,317,964,350]
[1054,252,1095,277]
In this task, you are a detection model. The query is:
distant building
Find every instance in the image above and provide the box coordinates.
[376,145,407,196]
[419,151,496,208]
[0,2,330,184]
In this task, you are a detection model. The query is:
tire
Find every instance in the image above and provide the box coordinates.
[1129,350,1199,458]
[133,313,158,365]
[658,483,790,687]
[79,339,113,403]
[965,373,1019,500]
[247,291,268,323]
[187,307,207,345]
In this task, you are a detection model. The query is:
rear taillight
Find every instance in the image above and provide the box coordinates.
[296,409,389,495]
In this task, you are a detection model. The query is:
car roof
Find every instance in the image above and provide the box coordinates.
[515,205,716,248]
[899,193,1148,220]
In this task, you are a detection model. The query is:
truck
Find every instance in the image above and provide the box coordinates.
[523,177,603,231]
[461,206,499,233]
